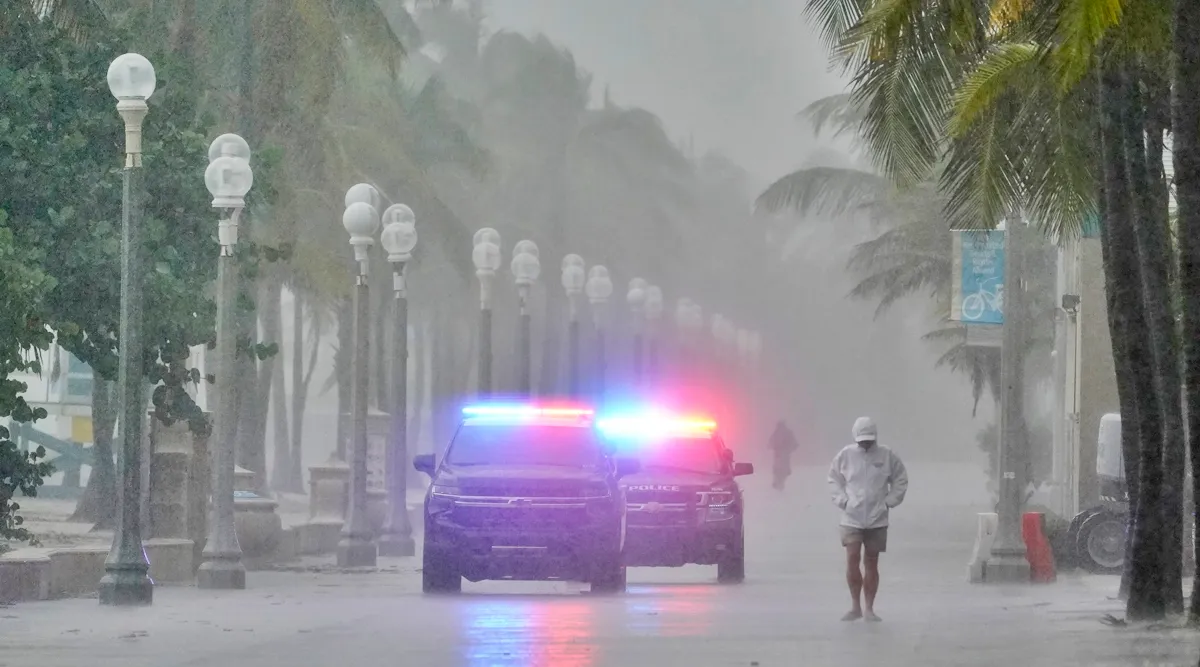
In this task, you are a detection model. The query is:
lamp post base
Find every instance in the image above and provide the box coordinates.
[984,550,1031,583]
[337,537,377,567]
[98,569,154,606]
[377,532,416,557]
[196,558,247,590]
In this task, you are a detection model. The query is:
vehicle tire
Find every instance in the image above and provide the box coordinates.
[717,532,746,584]
[422,548,461,594]
[1075,511,1126,575]
[590,555,627,594]
[1061,508,1095,570]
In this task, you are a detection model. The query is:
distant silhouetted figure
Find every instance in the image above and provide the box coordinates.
[768,420,799,490]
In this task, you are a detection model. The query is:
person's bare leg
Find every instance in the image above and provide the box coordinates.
[842,542,863,620]
[863,547,881,621]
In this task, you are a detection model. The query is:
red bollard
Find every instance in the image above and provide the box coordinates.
[1022,512,1056,583]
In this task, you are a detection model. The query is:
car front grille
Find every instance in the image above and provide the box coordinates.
[624,490,694,504]
[626,501,693,527]
[447,498,592,532]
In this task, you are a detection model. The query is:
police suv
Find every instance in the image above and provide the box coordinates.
[598,412,754,583]
[413,403,640,594]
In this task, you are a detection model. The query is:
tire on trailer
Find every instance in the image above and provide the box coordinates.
[1075,510,1126,575]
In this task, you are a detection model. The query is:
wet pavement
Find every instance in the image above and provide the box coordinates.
[2,464,1198,666]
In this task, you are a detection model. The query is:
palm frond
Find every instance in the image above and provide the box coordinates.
[922,322,1001,415]
[20,0,107,40]
[798,93,865,138]
[804,0,869,64]
[1050,0,1124,90]
[846,256,950,317]
[849,36,955,187]
[949,41,1040,138]
[335,0,410,75]
[941,107,1023,230]
[755,166,888,217]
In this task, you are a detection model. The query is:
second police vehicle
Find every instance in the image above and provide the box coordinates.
[414,403,640,593]
[597,409,754,583]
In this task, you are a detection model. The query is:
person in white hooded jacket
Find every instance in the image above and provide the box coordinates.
[827,416,908,622]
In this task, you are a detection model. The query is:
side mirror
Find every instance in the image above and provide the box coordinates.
[615,457,641,478]
[732,462,754,477]
[413,453,436,476]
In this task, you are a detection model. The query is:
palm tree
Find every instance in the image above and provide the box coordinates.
[800,0,1182,620]
[1175,0,1200,626]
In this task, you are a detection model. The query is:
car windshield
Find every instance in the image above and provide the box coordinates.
[612,437,725,474]
[446,424,605,467]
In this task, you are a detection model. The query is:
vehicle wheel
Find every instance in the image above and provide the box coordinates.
[1061,508,1094,570]
[422,548,461,594]
[1076,511,1126,575]
[590,555,627,594]
[718,532,746,584]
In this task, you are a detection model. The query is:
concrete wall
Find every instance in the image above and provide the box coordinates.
[1078,238,1119,508]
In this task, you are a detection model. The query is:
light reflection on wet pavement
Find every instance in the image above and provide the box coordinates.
[461,598,595,667]
[453,572,729,666]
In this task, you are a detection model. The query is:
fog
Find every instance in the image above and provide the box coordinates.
[476,0,990,463]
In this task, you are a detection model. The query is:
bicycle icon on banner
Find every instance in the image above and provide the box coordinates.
[961,276,1003,322]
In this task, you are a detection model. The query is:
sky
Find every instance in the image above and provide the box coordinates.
[484,0,849,191]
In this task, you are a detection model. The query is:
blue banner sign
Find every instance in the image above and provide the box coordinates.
[952,231,1005,324]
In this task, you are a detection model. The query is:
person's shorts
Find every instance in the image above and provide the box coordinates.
[840,525,888,553]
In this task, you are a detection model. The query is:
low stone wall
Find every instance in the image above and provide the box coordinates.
[1,539,195,604]
[0,550,51,602]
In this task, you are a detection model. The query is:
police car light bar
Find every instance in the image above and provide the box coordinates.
[461,403,595,422]
[595,411,717,439]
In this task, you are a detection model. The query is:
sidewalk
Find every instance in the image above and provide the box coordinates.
[8,488,430,551]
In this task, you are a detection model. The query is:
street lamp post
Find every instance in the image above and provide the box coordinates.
[512,241,541,396]
[627,278,647,385]
[988,219,1032,582]
[99,52,157,607]
[561,255,586,397]
[644,286,663,383]
[586,266,613,403]
[473,229,501,397]
[338,184,381,568]
[378,204,418,558]
[196,133,254,590]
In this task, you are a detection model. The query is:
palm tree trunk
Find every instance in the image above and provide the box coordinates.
[1123,68,1184,615]
[235,277,270,494]
[375,279,391,411]
[1174,0,1200,625]
[69,380,117,527]
[1135,69,1186,615]
[266,276,289,490]
[1098,172,1143,601]
[168,0,198,63]
[334,295,353,459]
[288,289,306,492]
[1104,65,1167,621]
[431,306,453,455]
[407,318,427,458]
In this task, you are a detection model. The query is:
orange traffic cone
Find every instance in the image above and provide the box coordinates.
[1022,511,1056,583]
